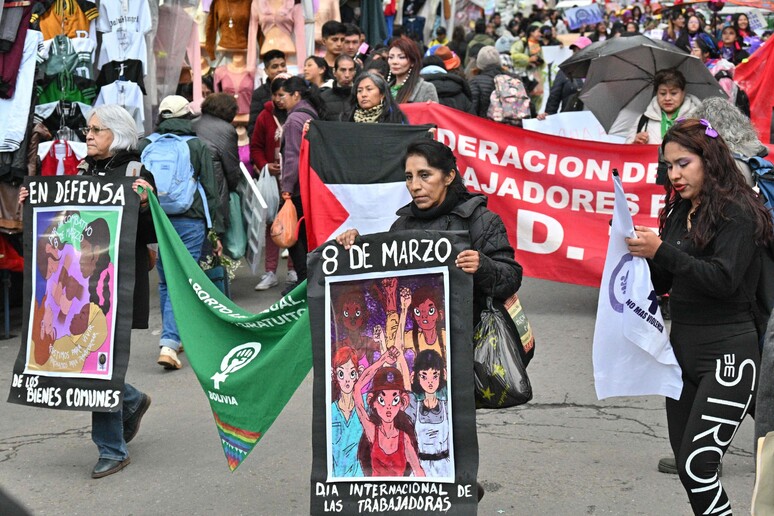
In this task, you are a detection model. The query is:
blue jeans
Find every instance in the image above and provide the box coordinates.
[91,383,143,460]
[156,217,206,351]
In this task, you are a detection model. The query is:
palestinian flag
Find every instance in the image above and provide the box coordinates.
[299,121,434,250]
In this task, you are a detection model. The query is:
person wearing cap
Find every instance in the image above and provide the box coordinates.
[139,95,223,371]
[536,36,592,120]
[420,51,474,114]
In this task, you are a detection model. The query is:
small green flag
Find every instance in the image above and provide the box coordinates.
[148,191,312,471]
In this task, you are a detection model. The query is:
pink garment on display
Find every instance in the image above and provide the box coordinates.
[239,143,251,168]
[247,0,306,71]
[214,66,255,114]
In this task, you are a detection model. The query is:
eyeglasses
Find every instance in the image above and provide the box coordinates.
[81,126,111,136]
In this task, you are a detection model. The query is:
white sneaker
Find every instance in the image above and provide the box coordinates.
[286,270,298,283]
[281,249,289,259]
[254,271,279,291]
[157,346,182,370]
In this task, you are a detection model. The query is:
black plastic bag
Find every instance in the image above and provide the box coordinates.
[473,298,532,409]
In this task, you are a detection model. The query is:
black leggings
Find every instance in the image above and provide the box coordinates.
[667,321,759,515]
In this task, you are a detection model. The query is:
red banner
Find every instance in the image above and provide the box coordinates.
[736,40,774,154]
[403,103,664,287]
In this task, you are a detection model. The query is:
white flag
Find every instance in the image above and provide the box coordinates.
[592,173,683,400]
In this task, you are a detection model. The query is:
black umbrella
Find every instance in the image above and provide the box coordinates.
[558,35,725,131]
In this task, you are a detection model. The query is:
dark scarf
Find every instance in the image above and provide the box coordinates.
[85,149,140,176]
[410,187,460,219]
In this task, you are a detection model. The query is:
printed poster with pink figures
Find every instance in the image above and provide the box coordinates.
[8,176,138,412]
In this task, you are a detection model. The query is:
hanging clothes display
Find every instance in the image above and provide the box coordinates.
[37,71,97,104]
[93,80,145,135]
[214,63,254,115]
[40,33,95,79]
[246,0,307,68]
[0,29,42,153]
[96,0,152,73]
[32,0,99,40]
[34,101,92,142]
[96,59,147,94]
[38,139,87,176]
[205,0,251,59]
[0,4,33,98]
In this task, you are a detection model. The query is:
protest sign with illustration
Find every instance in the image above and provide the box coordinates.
[308,231,479,515]
[8,176,138,412]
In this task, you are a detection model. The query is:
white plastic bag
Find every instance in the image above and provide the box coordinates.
[256,165,280,223]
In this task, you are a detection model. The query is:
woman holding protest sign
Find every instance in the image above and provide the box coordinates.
[18,104,156,478]
[336,138,522,500]
[626,118,771,515]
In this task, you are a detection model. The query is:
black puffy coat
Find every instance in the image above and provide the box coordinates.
[544,70,583,115]
[469,68,501,118]
[320,84,353,121]
[421,72,475,114]
[390,193,522,323]
[193,113,241,228]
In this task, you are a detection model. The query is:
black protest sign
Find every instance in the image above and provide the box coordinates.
[308,230,479,515]
[8,176,138,412]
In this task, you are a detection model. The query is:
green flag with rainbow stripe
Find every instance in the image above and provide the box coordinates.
[148,191,312,470]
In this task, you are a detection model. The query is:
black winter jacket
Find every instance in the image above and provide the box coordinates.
[193,113,241,228]
[321,84,353,121]
[469,68,521,118]
[544,70,583,115]
[248,82,272,136]
[421,72,475,114]
[391,194,522,322]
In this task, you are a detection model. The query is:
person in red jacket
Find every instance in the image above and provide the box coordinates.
[249,75,295,291]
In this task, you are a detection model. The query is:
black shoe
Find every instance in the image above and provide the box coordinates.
[658,457,722,477]
[281,282,299,296]
[658,457,678,474]
[476,482,485,502]
[91,457,130,479]
[123,394,151,444]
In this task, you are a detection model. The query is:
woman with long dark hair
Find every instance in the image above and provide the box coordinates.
[626,118,772,515]
[278,76,325,292]
[347,72,407,124]
[387,37,438,104]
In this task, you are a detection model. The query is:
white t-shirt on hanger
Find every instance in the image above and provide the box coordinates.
[93,80,145,136]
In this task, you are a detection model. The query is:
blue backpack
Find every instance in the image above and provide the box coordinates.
[736,153,774,346]
[141,133,211,226]
[747,155,774,220]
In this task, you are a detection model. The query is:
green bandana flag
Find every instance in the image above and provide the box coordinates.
[148,191,312,471]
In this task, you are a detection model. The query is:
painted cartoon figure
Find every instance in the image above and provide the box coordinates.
[403,285,446,360]
[354,348,425,477]
[406,349,452,477]
[80,217,113,316]
[330,345,364,477]
[333,287,381,370]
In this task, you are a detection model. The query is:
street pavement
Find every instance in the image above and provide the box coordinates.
[0,262,757,515]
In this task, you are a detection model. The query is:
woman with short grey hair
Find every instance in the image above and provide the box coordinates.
[17,104,157,478]
[88,104,141,152]
[78,103,157,478]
